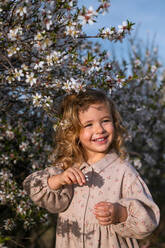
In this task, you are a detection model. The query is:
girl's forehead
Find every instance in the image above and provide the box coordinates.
[79,101,111,115]
[90,103,108,111]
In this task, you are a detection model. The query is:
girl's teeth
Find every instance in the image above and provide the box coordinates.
[96,138,104,141]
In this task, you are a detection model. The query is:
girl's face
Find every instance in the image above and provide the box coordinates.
[78,102,114,164]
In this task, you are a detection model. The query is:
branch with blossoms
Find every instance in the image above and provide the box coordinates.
[0,0,135,105]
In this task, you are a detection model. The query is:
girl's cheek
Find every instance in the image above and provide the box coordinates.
[82,130,90,137]
[111,125,115,135]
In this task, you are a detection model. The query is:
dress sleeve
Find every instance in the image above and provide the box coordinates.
[112,167,160,239]
[23,167,73,214]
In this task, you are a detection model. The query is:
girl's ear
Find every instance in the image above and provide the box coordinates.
[76,138,81,146]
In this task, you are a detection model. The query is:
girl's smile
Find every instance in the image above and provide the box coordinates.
[79,102,114,164]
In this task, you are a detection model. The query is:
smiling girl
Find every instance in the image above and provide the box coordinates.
[23,89,160,248]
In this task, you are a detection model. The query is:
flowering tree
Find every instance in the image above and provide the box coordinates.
[112,38,165,247]
[0,0,135,246]
[0,0,164,247]
[113,37,165,205]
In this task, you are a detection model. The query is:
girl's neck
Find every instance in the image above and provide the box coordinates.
[86,153,107,165]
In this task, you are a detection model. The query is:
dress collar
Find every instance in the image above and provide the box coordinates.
[80,151,119,174]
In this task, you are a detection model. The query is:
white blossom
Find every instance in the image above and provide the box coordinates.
[14,69,24,81]
[0,155,9,165]
[118,21,128,33]
[18,190,27,197]
[60,120,71,130]
[19,142,29,152]
[43,96,53,108]
[7,46,20,57]
[4,218,15,231]
[41,38,53,50]
[26,72,37,86]
[116,75,125,88]
[0,169,12,180]
[6,192,15,201]
[21,64,29,71]
[44,17,53,30]
[62,78,86,93]
[134,59,141,67]
[17,204,26,215]
[78,6,97,25]
[32,93,42,107]
[34,61,44,70]
[15,6,27,16]
[5,130,15,140]
[89,59,101,72]
[0,191,6,205]
[6,75,14,84]
[133,158,142,169]
[65,25,80,38]
[151,65,157,73]
[100,1,111,15]
[34,32,44,41]
[46,51,62,66]
[8,26,22,41]
[101,28,114,38]
[46,54,54,66]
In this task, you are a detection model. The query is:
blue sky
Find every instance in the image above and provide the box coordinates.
[80,0,165,65]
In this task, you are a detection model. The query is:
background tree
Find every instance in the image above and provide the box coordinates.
[112,37,165,247]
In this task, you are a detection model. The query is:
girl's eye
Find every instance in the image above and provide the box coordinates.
[103,119,110,123]
[84,123,92,128]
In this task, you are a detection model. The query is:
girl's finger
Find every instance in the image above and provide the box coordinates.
[73,168,86,185]
[65,168,85,185]
[65,171,78,184]
[65,176,74,185]
[95,201,107,206]
[94,210,110,217]
[94,205,111,213]
[95,215,111,222]
[69,169,85,185]
[95,201,112,208]
[95,215,112,226]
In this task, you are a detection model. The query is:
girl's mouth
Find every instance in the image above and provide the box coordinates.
[92,137,108,143]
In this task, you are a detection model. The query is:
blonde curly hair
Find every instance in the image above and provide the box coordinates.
[52,89,127,169]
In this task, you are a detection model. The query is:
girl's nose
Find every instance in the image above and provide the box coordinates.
[95,123,105,133]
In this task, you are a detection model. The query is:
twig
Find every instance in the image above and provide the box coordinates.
[8,238,25,248]
[0,53,14,70]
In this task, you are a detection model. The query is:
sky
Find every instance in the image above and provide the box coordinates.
[80,0,165,65]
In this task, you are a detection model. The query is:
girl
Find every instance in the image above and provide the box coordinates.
[23,89,160,248]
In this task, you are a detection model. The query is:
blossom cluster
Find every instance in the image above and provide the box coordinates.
[0,111,53,246]
[100,20,134,42]
[0,0,135,107]
[111,40,164,187]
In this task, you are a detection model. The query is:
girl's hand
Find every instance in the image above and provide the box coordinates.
[94,201,127,226]
[48,167,86,190]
